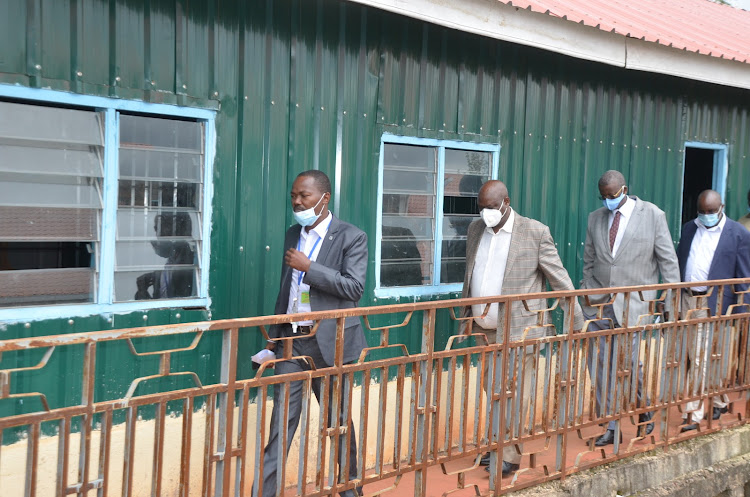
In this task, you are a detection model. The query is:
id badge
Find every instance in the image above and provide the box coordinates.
[300,291,310,304]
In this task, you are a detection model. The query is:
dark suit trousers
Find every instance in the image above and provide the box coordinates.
[584,305,648,430]
[254,332,359,497]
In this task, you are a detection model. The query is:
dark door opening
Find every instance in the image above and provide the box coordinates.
[681,147,715,226]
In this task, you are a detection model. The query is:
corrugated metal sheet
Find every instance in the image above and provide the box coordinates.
[500,0,750,63]
[1,0,750,412]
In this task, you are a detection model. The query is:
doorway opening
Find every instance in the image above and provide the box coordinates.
[681,142,728,226]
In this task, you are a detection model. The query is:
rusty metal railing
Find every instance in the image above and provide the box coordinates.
[1,279,749,496]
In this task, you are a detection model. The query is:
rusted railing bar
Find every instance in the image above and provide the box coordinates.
[316,373,330,493]
[432,356,444,458]
[234,385,250,497]
[151,401,166,497]
[394,362,406,468]
[444,356,456,457]
[7,280,749,353]
[252,385,268,497]
[358,369,370,480]
[375,366,387,474]
[121,406,137,497]
[98,409,112,497]
[297,377,312,497]
[24,422,40,497]
[414,308,436,497]
[460,351,471,453]
[215,327,238,497]
[56,417,70,497]
[178,397,193,497]
[201,394,215,497]
[342,371,355,489]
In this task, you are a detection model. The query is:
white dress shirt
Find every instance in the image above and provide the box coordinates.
[287,211,333,325]
[685,214,726,291]
[608,196,635,257]
[470,209,515,329]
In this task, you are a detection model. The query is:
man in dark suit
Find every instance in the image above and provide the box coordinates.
[254,170,367,497]
[676,189,750,431]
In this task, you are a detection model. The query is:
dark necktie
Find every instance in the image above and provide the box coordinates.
[609,211,621,252]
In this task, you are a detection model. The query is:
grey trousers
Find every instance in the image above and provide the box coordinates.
[584,305,647,430]
[473,322,532,465]
[254,336,359,497]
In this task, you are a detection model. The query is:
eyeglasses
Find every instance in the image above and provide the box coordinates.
[599,185,626,201]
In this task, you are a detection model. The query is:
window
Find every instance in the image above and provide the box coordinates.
[0,85,214,320]
[375,135,499,297]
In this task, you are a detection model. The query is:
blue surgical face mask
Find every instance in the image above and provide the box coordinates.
[293,194,326,227]
[602,186,627,211]
[698,206,723,228]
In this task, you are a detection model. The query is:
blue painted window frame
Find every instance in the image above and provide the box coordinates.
[375,133,500,298]
[0,84,216,322]
[681,141,729,205]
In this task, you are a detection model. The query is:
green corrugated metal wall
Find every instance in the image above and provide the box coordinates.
[1,0,750,415]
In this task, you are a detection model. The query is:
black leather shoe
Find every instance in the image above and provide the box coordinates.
[680,423,699,432]
[479,453,491,466]
[712,406,728,420]
[484,461,520,476]
[594,429,622,446]
[638,412,654,435]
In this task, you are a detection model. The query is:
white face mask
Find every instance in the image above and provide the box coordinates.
[480,204,508,228]
[293,194,326,227]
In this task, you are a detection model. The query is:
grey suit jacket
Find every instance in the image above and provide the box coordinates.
[462,212,584,341]
[581,196,680,326]
[270,215,368,367]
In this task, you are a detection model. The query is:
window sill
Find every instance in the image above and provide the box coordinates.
[0,297,210,324]
[374,284,462,299]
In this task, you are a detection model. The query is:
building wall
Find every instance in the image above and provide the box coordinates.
[1,0,749,414]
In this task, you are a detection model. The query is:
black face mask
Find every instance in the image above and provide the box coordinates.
[151,240,175,258]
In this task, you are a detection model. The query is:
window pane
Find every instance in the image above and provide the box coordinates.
[380,144,436,288]
[115,268,197,301]
[115,114,204,302]
[120,115,202,151]
[0,101,103,146]
[0,241,94,307]
[119,148,202,182]
[0,206,98,241]
[441,150,491,284]
[118,180,199,209]
[0,101,103,306]
[0,144,103,177]
[383,143,434,170]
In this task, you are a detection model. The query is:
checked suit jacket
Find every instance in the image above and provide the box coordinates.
[461,211,584,342]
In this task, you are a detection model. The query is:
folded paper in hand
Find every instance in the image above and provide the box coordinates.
[251,349,275,368]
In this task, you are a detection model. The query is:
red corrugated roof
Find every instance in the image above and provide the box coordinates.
[499,0,750,63]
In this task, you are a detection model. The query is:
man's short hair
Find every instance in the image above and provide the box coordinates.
[298,170,331,194]
[598,170,626,189]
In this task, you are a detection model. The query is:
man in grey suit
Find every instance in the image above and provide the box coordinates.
[581,170,680,446]
[254,170,367,497]
[462,180,583,477]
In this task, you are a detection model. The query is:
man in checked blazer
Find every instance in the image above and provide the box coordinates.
[461,180,583,477]
[581,170,680,446]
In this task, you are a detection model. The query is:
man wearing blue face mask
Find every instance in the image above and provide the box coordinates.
[254,170,367,497]
[581,170,680,446]
[676,189,750,431]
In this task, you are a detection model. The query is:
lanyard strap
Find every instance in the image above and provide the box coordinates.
[296,234,323,285]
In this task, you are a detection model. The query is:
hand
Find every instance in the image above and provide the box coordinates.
[265,341,276,351]
[285,248,312,272]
